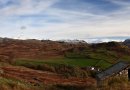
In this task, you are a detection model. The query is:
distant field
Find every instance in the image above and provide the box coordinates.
[14,47,130,70]
[14,57,112,69]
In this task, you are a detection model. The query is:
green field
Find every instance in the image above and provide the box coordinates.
[14,57,112,69]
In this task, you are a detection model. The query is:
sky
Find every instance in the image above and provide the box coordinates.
[0,0,130,43]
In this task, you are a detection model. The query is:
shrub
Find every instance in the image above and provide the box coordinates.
[37,64,55,72]
[54,64,88,78]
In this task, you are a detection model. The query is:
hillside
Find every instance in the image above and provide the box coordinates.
[0,38,88,59]
[1,38,129,65]
[0,38,130,90]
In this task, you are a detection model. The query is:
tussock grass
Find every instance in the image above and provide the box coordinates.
[0,77,45,90]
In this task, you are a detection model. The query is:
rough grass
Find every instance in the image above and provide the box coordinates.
[98,76,130,90]
[0,77,32,90]
[0,77,47,90]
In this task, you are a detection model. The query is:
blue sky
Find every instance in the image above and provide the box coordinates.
[0,0,130,43]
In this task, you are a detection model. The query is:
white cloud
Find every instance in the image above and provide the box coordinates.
[0,0,58,16]
[0,0,130,42]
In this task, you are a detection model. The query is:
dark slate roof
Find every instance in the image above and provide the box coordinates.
[96,61,129,80]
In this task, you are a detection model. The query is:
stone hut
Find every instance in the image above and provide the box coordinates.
[96,61,130,87]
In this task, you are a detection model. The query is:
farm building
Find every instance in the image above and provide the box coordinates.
[96,61,130,87]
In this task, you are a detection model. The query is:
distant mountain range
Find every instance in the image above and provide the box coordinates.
[85,36,130,43]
